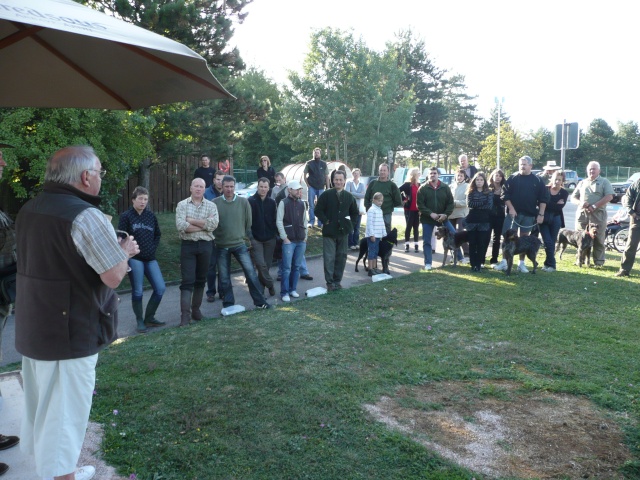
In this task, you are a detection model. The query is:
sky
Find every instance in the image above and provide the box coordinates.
[232,0,640,134]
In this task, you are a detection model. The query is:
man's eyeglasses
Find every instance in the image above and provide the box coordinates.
[88,169,107,179]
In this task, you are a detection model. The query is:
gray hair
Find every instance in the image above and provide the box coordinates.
[519,155,533,165]
[587,161,601,170]
[45,146,99,184]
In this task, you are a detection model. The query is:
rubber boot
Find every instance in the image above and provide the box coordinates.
[191,286,205,321]
[132,300,148,333]
[180,289,192,326]
[144,294,165,327]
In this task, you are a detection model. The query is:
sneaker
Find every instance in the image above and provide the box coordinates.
[281,294,290,302]
[290,291,300,298]
[350,246,359,251]
[368,268,382,276]
[300,274,314,280]
[423,264,432,271]
[75,465,96,480]
[493,259,507,271]
[405,244,410,252]
[256,303,272,309]
[414,245,419,252]
[517,264,529,273]
[615,269,630,277]
[0,435,19,450]
[460,257,470,264]
[480,264,485,269]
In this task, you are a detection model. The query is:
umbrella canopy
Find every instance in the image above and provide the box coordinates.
[0,0,234,109]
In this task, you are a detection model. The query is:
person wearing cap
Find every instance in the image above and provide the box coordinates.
[0,144,19,477]
[314,170,359,291]
[276,180,308,302]
[537,160,561,183]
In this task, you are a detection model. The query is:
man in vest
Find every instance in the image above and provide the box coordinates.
[276,180,308,302]
[15,146,140,480]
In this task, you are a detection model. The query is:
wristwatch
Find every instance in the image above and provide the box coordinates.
[591,204,597,210]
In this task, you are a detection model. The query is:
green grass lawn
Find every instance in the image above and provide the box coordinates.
[92,235,640,479]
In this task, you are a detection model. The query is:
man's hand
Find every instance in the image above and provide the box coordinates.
[508,207,517,218]
[119,235,140,258]
[283,238,291,244]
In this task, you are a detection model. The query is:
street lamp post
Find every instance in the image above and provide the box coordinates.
[494,97,504,170]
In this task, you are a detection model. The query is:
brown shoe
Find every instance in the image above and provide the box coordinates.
[326,283,336,292]
[615,269,630,277]
[0,435,19,451]
[268,286,276,296]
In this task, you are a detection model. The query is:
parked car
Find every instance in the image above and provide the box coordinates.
[236,181,259,198]
[563,170,582,189]
[611,172,640,203]
[418,173,454,185]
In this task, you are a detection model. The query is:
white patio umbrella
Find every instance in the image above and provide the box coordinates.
[0,0,234,109]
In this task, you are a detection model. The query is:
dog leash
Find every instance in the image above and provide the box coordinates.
[505,216,536,230]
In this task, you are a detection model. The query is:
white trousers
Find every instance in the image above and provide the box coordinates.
[20,354,98,478]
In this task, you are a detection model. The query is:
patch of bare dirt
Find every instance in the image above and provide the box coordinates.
[364,380,632,479]
[80,422,128,480]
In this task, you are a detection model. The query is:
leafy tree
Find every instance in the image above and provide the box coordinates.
[580,119,616,168]
[614,121,640,167]
[0,108,153,214]
[478,121,527,175]
[81,0,252,181]
[277,28,414,174]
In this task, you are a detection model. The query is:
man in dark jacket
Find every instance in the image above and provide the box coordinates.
[364,163,402,233]
[15,146,139,480]
[617,176,640,276]
[304,147,329,229]
[314,170,359,291]
[249,178,278,297]
[417,167,455,270]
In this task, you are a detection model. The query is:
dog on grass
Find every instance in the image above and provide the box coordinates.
[434,226,469,267]
[355,228,398,274]
[555,224,598,267]
[502,228,542,275]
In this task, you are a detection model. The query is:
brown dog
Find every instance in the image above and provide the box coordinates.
[502,228,541,275]
[555,224,598,267]
[435,225,469,267]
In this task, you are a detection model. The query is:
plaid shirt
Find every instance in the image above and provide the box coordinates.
[175,197,218,241]
[71,208,127,274]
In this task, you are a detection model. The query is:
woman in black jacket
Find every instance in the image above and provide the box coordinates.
[466,172,493,272]
[257,155,276,195]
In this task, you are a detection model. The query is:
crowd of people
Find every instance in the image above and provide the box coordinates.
[0,144,637,479]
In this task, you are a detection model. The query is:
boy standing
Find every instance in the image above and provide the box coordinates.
[365,193,386,276]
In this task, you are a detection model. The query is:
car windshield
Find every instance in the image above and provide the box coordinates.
[627,172,640,183]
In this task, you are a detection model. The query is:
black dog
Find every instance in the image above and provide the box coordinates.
[502,228,541,275]
[434,225,469,267]
[555,224,598,267]
[355,228,398,274]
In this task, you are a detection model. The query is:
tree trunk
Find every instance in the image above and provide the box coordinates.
[138,158,151,189]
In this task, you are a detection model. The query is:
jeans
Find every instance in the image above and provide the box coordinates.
[281,241,306,295]
[423,221,457,265]
[180,240,212,291]
[278,255,310,278]
[322,235,348,286]
[539,214,562,268]
[404,210,420,243]
[127,258,166,302]
[217,244,267,307]
[383,213,392,234]
[488,215,505,264]
[308,186,324,227]
[206,240,222,297]
[348,214,362,247]
[250,237,276,289]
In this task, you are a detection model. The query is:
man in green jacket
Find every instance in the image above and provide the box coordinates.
[315,170,359,291]
[364,163,402,233]
[616,176,640,277]
[417,167,455,270]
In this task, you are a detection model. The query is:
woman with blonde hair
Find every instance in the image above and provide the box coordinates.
[398,168,421,252]
[257,155,276,194]
[448,168,469,263]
